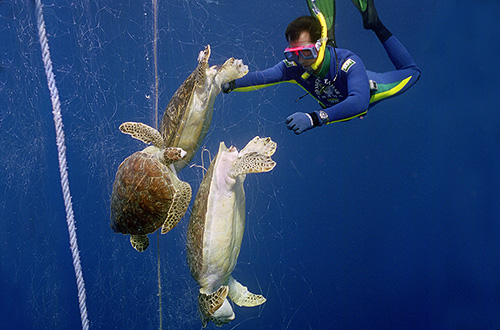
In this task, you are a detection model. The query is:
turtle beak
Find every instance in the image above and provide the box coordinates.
[198,44,211,63]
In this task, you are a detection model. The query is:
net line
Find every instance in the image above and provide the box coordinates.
[34,1,90,329]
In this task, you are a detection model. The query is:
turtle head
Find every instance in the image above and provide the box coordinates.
[163,147,187,166]
[198,45,211,64]
[217,141,238,156]
[210,142,239,175]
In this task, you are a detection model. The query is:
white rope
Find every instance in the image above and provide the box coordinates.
[34,1,90,329]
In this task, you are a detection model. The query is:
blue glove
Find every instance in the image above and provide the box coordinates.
[286,112,314,135]
[221,80,236,93]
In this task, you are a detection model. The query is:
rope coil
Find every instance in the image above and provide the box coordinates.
[35,1,90,329]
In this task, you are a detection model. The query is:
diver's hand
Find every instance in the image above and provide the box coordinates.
[221,80,236,93]
[286,112,314,135]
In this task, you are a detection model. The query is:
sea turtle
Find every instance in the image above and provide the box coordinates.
[110,122,192,252]
[186,136,277,327]
[160,45,248,172]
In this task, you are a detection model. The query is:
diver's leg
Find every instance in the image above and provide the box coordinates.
[366,66,421,107]
[365,37,421,107]
[382,36,418,71]
[366,37,421,106]
[353,0,421,107]
[352,0,416,70]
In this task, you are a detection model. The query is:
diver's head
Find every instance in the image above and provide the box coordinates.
[285,16,321,44]
[284,16,323,69]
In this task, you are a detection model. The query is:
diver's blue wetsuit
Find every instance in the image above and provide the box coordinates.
[233,35,420,124]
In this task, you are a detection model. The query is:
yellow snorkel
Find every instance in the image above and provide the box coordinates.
[301,0,328,80]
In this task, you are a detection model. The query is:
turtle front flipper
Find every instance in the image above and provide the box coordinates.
[239,136,277,157]
[119,122,164,148]
[226,275,266,307]
[229,152,276,177]
[214,57,249,91]
[130,234,149,252]
[161,180,192,234]
[198,286,234,327]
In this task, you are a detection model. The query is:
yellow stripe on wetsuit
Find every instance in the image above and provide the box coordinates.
[327,76,414,123]
[326,76,414,123]
[234,80,292,92]
[369,76,412,103]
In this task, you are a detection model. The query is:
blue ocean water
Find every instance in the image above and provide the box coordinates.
[1,0,499,329]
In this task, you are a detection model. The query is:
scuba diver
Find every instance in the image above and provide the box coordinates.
[222,0,421,135]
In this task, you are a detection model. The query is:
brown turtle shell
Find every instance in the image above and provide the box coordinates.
[110,150,175,235]
[186,154,216,282]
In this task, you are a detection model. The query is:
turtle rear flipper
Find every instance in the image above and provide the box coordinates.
[161,180,192,234]
[119,122,164,148]
[198,286,234,327]
[130,235,149,252]
[230,152,276,177]
[226,275,266,307]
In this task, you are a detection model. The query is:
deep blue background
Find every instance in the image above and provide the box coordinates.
[1,0,499,329]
